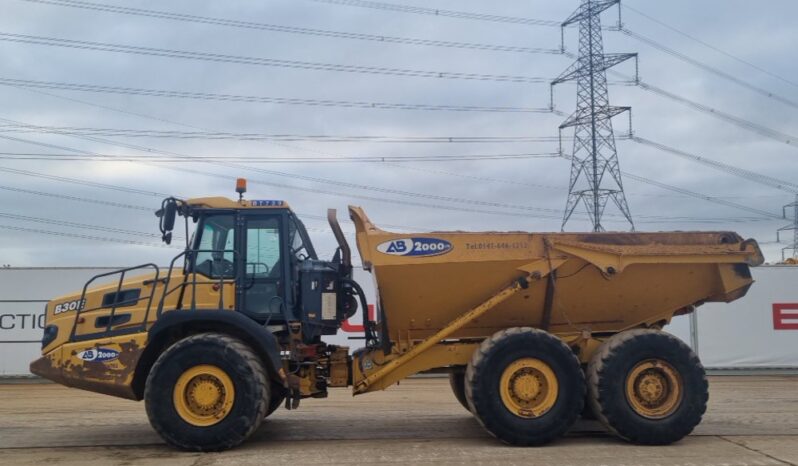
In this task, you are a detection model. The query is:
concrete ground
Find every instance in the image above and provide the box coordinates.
[0,376,796,465]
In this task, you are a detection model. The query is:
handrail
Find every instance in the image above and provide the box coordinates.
[70,263,159,342]
[156,248,238,317]
[69,248,242,342]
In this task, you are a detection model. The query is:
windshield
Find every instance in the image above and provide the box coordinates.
[288,214,317,261]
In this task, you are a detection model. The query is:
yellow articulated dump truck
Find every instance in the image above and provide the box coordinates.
[31,180,764,451]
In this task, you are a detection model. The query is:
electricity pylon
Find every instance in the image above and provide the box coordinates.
[777,194,798,261]
[552,0,638,232]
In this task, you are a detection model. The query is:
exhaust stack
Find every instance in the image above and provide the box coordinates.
[327,208,351,268]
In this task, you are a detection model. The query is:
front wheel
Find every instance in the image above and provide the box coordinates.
[144,333,270,451]
[465,327,585,446]
[587,329,708,445]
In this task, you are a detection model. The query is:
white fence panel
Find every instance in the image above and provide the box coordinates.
[695,266,798,368]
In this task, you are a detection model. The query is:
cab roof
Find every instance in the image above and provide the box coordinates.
[186,196,291,210]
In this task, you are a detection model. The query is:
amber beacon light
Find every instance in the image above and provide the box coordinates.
[235,178,247,200]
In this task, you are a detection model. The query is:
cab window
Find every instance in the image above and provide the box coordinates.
[288,216,315,261]
[193,214,235,278]
[245,218,281,277]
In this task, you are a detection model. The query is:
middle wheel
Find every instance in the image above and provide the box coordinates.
[465,327,585,446]
[448,368,470,412]
[265,383,286,418]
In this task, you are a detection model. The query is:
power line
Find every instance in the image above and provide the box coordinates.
[552,150,780,221]
[384,162,563,191]
[0,124,566,144]
[620,171,782,220]
[24,0,798,111]
[300,0,798,104]
[0,164,169,197]
[23,159,767,224]
[0,32,551,84]
[0,181,421,232]
[0,80,784,228]
[632,137,798,194]
[178,164,570,220]
[16,0,562,55]
[0,133,94,154]
[0,121,677,223]
[11,83,569,179]
[620,27,798,110]
[11,122,645,226]
[0,184,152,211]
[0,122,570,221]
[0,211,175,239]
[306,0,562,27]
[0,151,563,163]
[0,76,784,226]
[385,160,772,224]
[0,224,175,248]
[1,122,775,225]
[634,79,798,148]
[556,50,798,152]
[622,4,798,89]
[0,161,776,232]
[2,72,780,226]
[0,77,560,114]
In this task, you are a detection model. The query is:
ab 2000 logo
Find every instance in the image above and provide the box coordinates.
[376,238,453,257]
[77,348,120,363]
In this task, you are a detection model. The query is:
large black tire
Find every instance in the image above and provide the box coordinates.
[587,329,708,445]
[145,333,269,451]
[449,369,470,412]
[465,327,585,446]
[580,383,597,419]
[265,384,286,418]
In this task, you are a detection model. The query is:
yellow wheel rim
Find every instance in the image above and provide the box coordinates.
[173,365,235,427]
[499,358,558,418]
[625,359,683,419]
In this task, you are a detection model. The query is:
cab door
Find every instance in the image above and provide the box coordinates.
[237,212,290,322]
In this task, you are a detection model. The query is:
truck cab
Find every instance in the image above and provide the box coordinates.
[183,195,355,335]
[31,183,370,414]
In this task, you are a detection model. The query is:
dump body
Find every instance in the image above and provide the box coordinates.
[349,206,763,379]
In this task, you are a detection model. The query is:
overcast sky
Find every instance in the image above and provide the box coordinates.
[1,0,797,267]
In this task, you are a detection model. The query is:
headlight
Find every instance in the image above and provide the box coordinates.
[41,325,58,348]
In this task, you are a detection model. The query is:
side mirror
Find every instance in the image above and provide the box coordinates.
[163,201,177,232]
[157,198,180,245]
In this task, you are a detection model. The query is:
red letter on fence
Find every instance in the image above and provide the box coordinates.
[773,303,798,330]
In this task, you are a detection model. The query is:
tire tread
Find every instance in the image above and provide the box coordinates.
[144,332,269,451]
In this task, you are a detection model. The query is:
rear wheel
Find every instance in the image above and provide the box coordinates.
[145,333,269,451]
[465,327,584,446]
[265,384,286,418]
[587,329,708,445]
[449,369,470,412]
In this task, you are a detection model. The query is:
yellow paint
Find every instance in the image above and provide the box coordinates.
[348,205,761,392]
[33,200,763,408]
[499,358,558,418]
[625,359,683,419]
[352,343,479,393]
[186,196,290,210]
[173,365,235,427]
[44,270,236,354]
[353,258,562,394]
